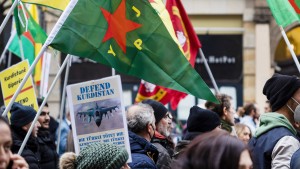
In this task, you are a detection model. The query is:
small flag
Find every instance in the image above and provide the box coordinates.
[21,0,69,11]
[267,0,300,27]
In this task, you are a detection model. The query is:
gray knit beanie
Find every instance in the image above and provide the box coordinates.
[76,142,128,169]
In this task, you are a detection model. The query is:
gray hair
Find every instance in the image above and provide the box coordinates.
[126,103,155,133]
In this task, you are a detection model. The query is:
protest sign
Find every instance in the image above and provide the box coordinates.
[0,60,38,113]
[66,75,131,161]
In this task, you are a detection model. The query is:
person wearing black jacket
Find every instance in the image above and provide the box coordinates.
[10,103,41,169]
[37,98,58,169]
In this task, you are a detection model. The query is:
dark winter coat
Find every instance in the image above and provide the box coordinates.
[37,128,59,169]
[11,127,41,169]
[128,131,159,169]
[172,131,201,159]
[151,132,174,169]
[291,149,300,169]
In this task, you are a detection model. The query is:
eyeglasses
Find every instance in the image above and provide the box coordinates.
[164,113,173,120]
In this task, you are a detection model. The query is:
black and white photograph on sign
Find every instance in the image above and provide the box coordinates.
[74,98,122,135]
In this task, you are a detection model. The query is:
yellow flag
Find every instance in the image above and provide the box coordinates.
[149,0,183,53]
[22,0,69,11]
[28,5,43,85]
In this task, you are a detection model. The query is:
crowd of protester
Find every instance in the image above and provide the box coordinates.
[2,73,300,168]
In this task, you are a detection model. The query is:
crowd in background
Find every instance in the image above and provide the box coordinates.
[1,73,300,169]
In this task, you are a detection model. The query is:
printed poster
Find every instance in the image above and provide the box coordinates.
[0,60,38,113]
[67,75,131,161]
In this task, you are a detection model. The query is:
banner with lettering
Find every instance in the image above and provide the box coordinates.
[66,75,131,162]
[0,60,38,114]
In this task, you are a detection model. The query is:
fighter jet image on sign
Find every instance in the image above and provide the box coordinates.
[76,102,118,127]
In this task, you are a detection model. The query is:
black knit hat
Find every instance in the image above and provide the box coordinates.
[187,106,221,132]
[10,102,36,127]
[142,99,168,123]
[263,73,300,112]
[76,142,129,169]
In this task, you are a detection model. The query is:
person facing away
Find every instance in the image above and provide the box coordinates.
[0,116,29,169]
[142,99,174,169]
[57,109,71,156]
[291,130,300,169]
[173,106,221,158]
[289,114,300,168]
[126,103,159,169]
[248,73,300,169]
[205,94,236,134]
[59,142,130,169]
[36,98,59,169]
[264,100,272,113]
[240,103,259,135]
[10,103,41,169]
[234,123,252,144]
[173,130,253,169]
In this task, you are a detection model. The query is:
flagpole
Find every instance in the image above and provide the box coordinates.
[199,48,220,94]
[56,55,72,154]
[0,31,16,65]
[280,26,300,73]
[18,39,25,60]
[18,54,71,155]
[0,0,18,35]
[8,51,12,67]
[1,44,47,117]
[112,68,115,76]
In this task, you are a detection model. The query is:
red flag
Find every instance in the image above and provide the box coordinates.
[135,0,201,109]
[166,0,201,110]
[135,80,173,105]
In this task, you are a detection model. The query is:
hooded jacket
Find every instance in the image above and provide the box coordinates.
[248,113,300,169]
[128,131,159,169]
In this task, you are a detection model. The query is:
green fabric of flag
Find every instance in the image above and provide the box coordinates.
[8,33,35,64]
[48,0,218,103]
[267,0,300,27]
[13,2,47,43]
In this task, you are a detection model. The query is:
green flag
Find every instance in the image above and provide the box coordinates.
[13,3,47,43]
[10,4,47,65]
[267,0,300,27]
[48,0,218,103]
[8,32,35,64]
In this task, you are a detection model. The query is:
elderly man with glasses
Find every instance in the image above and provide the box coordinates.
[142,99,174,169]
